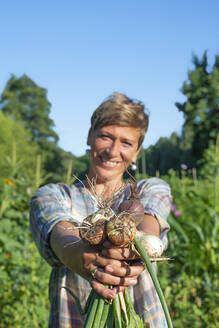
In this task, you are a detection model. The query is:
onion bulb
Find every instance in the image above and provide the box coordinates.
[79,208,114,245]
[107,213,136,247]
[118,183,144,226]
[135,231,164,257]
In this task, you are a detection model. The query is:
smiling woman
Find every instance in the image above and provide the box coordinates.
[30,92,172,328]
[88,125,141,189]
[86,93,148,194]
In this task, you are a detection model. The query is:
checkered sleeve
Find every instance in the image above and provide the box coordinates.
[29,183,79,267]
[138,177,172,249]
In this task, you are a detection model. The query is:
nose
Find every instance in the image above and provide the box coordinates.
[105,140,120,157]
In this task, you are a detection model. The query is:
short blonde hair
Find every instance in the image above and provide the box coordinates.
[88,92,149,148]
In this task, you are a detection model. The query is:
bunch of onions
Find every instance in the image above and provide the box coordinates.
[64,182,173,328]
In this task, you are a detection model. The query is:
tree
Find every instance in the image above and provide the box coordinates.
[0,111,40,185]
[0,74,90,183]
[0,75,70,183]
[175,52,219,166]
[142,132,183,176]
[0,74,59,145]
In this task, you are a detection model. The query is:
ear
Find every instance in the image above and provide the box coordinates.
[132,146,142,162]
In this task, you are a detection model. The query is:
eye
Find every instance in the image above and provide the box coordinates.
[123,141,132,147]
[99,134,110,140]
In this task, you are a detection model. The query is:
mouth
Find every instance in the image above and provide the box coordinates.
[99,155,120,168]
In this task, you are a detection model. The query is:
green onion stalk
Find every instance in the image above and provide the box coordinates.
[134,236,173,328]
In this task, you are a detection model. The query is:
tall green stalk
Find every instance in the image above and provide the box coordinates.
[134,236,173,328]
[35,155,41,189]
[215,134,219,214]
[12,140,17,168]
[65,159,73,185]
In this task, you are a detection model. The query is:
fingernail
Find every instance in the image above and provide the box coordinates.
[130,279,137,285]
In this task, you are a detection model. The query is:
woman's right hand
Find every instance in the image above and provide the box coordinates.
[50,221,141,299]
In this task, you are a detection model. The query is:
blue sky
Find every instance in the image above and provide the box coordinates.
[1,1,219,156]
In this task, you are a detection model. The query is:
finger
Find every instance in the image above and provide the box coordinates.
[94,268,138,287]
[83,250,122,269]
[101,246,137,260]
[90,280,117,299]
[103,240,121,249]
[104,262,145,277]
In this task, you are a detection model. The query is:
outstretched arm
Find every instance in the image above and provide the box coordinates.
[50,220,143,299]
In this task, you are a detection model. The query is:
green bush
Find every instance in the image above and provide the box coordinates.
[0,176,50,328]
[0,111,41,186]
[158,168,219,327]
[159,268,219,328]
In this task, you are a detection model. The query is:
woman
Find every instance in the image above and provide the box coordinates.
[30,93,172,327]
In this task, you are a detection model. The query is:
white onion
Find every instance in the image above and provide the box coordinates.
[136,231,164,257]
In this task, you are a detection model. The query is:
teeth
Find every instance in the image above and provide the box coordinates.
[106,161,117,166]
[101,158,118,166]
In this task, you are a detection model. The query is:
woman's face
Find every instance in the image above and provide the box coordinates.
[88,125,141,184]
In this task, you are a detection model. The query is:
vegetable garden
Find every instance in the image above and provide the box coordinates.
[0,145,218,327]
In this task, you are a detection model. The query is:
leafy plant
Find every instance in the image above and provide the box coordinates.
[0,161,50,327]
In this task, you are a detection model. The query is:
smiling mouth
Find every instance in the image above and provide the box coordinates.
[99,156,120,167]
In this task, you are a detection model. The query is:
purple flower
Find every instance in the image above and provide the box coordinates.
[171,204,177,211]
[181,164,188,170]
[174,210,181,217]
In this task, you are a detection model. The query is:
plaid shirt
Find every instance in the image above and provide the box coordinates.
[30,177,172,328]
